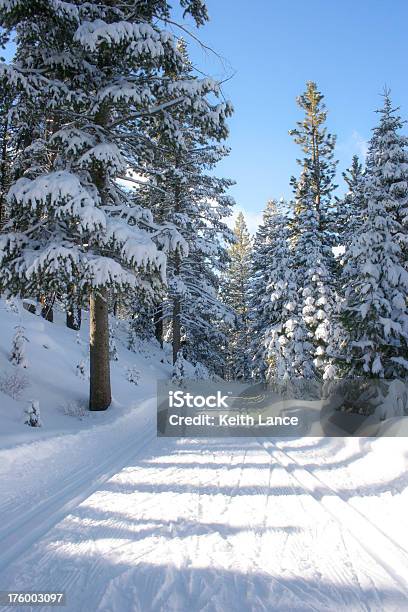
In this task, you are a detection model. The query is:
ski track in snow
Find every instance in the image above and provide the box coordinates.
[1,434,408,612]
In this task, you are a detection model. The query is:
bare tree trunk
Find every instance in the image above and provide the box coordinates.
[89,289,111,411]
[172,297,181,365]
[154,303,163,348]
[88,103,112,411]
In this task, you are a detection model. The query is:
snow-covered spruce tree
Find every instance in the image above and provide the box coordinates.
[293,183,335,379]
[337,94,408,378]
[127,293,157,350]
[287,83,337,379]
[221,212,252,380]
[0,1,215,410]
[266,272,313,383]
[248,200,290,379]
[25,400,41,427]
[336,155,366,249]
[137,40,234,372]
[172,351,185,384]
[289,81,338,235]
[248,200,277,379]
[254,201,312,389]
[9,324,28,368]
[109,317,118,362]
[65,291,82,331]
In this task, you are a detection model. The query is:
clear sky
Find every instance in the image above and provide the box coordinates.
[182,0,408,231]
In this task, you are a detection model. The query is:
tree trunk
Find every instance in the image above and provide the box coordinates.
[40,295,54,322]
[0,101,10,231]
[113,299,118,317]
[154,303,163,348]
[172,297,181,365]
[172,176,182,366]
[89,289,111,411]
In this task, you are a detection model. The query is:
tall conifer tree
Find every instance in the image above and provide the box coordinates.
[337,93,408,378]
[222,212,251,379]
[0,0,215,409]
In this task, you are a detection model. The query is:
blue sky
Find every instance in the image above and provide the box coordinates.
[182,0,408,230]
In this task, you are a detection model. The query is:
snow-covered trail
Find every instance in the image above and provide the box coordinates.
[1,435,408,612]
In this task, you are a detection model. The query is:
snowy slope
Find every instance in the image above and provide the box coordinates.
[1,301,408,611]
[0,298,171,449]
[0,298,173,556]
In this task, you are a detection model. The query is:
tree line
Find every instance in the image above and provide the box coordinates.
[223,82,408,385]
[1,2,407,414]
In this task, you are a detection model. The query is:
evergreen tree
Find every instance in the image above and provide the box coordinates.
[222,212,252,379]
[293,193,335,378]
[0,0,214,410]
[286,83,337,378]
[172,351,185,384]
[337,94,408,378]
[109,318,118,362]
[9,324,28,368]
[337,155,366,247]
[137,40,234,372]
[248,200,291,379]
[289,81,338,232]
[25,400,41,427]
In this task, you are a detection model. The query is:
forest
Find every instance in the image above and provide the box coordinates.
[1,3,408,611]
[0,0,407,414]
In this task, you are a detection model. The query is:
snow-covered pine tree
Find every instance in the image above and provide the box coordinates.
[251,198,312,389]
[337,155,366,249]
[337,93,408,378]
[109,318,118,362]
[287,83,337,379]
[248,200,291,379]
[65,293,82,331]
[221,212,252,380]
[0,1,214,410]
[172,351,185,384]
[25,400,41,427]
[9,324,28,368]
[137,39,234,372]
[248,200,276,379]
[289,81,338,234]
[293,183,335,378]
[266,277,313,382]
[127,292,157,350]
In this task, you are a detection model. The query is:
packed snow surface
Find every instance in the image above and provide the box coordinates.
[0,301,408,611]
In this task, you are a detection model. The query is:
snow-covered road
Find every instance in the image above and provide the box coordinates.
[1,426,408,612]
